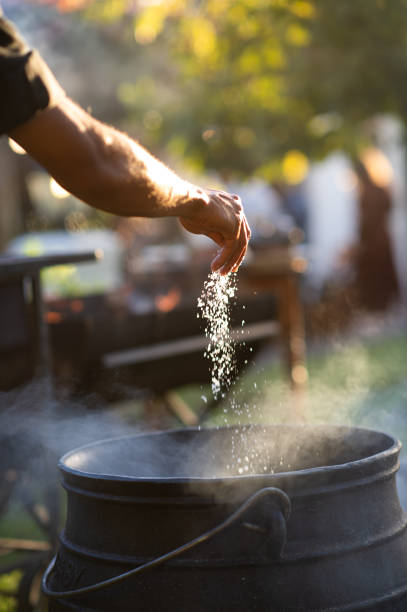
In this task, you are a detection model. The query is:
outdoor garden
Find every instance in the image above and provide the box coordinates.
[1,0,407,610]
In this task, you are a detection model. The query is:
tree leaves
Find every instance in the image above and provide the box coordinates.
[70,0,407,177]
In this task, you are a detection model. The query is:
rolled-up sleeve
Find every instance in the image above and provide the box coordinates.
[0,11,64,135]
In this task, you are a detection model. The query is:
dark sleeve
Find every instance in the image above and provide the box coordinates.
[0,12,65,135]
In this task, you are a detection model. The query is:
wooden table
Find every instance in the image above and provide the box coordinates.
[240,249,307,388]
[239,248,308,420]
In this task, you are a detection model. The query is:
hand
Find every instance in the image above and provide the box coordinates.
[179,188,251,275]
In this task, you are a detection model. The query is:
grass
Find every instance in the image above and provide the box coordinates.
[0,508,47,542]
[0,507,45,612]
[0,489,64,611]
[0,572,21,612]
[178,332,407,445]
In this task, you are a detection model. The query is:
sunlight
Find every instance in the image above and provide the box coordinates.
[8,138,26,155]
[361,148,394,188]
[282,150,309,184]
[49,177,70,199]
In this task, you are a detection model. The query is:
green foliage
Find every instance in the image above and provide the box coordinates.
[198,333,407,432]
[0,572,20,612]
[75,0,407,176]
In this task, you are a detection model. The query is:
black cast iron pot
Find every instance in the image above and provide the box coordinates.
[43,424,407,611]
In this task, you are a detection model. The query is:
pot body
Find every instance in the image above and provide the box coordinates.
[45,425,407,611]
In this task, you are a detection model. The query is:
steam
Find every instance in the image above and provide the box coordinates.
[0,378,143,481]
[189,303,407,505]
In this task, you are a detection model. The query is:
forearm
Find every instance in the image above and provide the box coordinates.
[3,12,249,274]
[9,97,204,218]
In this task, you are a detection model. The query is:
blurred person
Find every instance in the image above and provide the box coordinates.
[273,180,308,241]
[223,177,283,243]
[352,156,399,311]
[0,8,250,275]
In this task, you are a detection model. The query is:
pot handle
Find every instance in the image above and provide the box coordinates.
[42,486,291,600]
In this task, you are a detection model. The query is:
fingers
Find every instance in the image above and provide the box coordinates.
[211,207,251,275]
[227,214,251,274]
[210,210,243,273]
[211,193,250,275]
[180,187,250,275]
[230,216,251,273]
[231,217,251,273]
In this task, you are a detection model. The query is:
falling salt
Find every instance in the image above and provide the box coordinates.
[197,271,267,477]
[197,271,237,401]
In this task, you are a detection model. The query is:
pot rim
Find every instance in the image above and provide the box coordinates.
[58,423,401,486]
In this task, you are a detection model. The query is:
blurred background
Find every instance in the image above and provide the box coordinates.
[1,0,407,609]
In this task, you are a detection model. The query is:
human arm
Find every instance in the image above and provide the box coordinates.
[1,8,250,275]
[9,98,250,274]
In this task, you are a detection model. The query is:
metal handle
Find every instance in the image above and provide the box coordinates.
[42,486,291,600]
